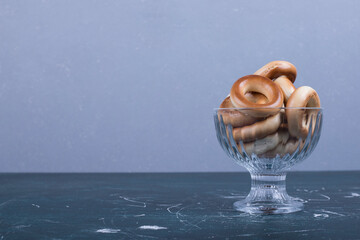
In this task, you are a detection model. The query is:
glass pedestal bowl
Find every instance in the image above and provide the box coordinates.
[214,107,323,214]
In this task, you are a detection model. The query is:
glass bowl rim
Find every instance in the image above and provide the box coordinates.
[214,107,323,111]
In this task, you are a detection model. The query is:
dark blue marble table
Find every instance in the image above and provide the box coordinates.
[0,172,359,239]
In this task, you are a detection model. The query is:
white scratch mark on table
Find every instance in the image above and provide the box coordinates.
[138,225,167,230]
[321,210,345,216]
[308,193,330,201]
[166,203,182,213]
[267,229,324,235]
[220,195,247,199]
[98,217,106,225]
[96,228,121,233]
[237,233,257,237]
[134,214,145,217]
[344,192,360,198]
[319,194,331,200]
[42,219,60,224]
[176,206,203,230]
[15,224,31,229]
[119,196,146,208]
[166,204,205,230]
[0,199,15,208]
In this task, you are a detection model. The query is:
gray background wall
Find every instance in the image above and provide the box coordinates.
[0,0,359,172]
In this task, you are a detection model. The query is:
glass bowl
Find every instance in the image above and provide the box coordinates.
[214,107,323,214]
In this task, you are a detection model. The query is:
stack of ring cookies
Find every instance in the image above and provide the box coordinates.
[219,61,321,157]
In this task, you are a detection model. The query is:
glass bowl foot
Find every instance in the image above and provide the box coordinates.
[234,198,303,214]
[234,173,304,214]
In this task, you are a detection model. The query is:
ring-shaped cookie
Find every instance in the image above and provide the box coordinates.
[274,76,296,104]
[244,92,268,104]
[286,86,321,138]
[232,112,281,142]
[230,75,283,117]
[219,96,260,128]
[238,130,289,155]
[254,61,297,83]
[259,138,305,158]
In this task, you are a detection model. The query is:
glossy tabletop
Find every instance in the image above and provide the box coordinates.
[0,172,359,239]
